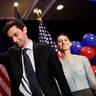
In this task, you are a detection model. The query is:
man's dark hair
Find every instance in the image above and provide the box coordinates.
[3,19,25,36]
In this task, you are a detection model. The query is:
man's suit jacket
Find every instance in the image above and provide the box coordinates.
[0,42,72,96]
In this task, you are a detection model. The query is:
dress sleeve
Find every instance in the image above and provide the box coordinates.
[83,56,96,89]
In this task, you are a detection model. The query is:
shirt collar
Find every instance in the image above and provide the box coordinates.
[22,39,33,50]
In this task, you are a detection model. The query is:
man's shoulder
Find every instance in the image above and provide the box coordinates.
[8,46,20,51]
[33,42,51,48]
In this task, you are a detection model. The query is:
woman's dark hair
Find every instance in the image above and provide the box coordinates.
[56,33,72,43]
[3,19,25,36]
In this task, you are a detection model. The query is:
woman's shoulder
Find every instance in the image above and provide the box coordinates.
[73,54,88,60]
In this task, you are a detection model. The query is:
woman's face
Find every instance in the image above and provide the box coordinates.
[57,35,72,51]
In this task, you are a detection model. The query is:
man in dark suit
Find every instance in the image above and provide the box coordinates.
[0,19,72,96]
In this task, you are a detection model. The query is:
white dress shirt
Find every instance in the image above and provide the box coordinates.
[19,40,35,96]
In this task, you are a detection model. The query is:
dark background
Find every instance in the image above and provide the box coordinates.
[0,20,96,52]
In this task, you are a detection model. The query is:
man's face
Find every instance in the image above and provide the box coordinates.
[7,25,27,48]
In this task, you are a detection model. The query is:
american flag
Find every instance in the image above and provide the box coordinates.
[14,7,21,20]
[0,65,11,96]
[39,22,59,52]
[39,22,61,58]
[0,34,11,95]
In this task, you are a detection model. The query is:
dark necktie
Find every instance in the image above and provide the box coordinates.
[23,48,43,96]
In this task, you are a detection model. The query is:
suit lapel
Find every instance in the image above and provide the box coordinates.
[17,48,22,64]
[33,42,40,73]
[33,42,39,66]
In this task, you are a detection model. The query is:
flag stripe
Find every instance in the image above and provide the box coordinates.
[0,85,9,96]
[0,65,11,96]
[0,67,11,88]
[0,77,11,96]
